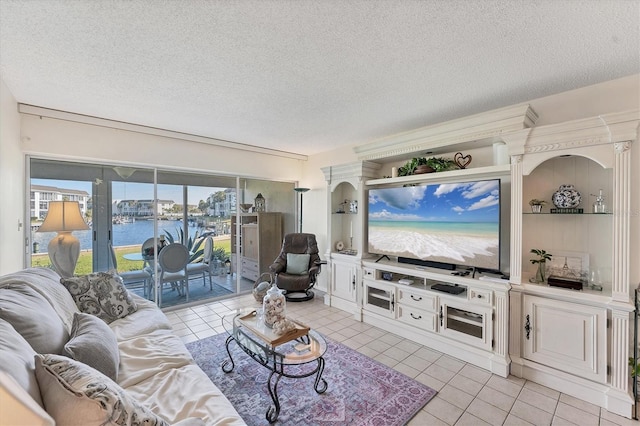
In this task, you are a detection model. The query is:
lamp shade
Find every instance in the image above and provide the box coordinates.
[37,201,89,232]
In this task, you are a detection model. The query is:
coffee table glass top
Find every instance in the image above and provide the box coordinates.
[222,309,327,366]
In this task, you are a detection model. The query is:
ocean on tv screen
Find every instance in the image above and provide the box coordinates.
[368,179,500,270]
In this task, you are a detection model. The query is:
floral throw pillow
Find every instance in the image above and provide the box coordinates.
[35,354,168,426]
[60,272,137,324]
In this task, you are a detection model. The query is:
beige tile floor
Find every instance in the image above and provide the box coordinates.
[165,293,637,426]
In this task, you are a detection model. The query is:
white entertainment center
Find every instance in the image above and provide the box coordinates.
[321,105,639,418]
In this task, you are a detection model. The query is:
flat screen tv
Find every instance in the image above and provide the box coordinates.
[368,179,501,271]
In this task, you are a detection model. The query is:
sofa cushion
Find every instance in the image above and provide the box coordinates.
[286,253,310,275]
[35,354,169,426]
[63,312,120,381]
[60,271,138,324]
[0,319,43,407]
[0,267,79,331]
[0,285,69,354]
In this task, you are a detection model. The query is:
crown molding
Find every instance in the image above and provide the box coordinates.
[18,104,308,161]
[354,103,538,161]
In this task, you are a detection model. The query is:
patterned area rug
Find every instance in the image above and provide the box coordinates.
[186,333,437,425]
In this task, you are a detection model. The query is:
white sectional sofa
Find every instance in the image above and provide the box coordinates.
[0,267,246,425]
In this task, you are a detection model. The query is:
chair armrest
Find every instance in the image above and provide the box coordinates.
[270,262,285,274]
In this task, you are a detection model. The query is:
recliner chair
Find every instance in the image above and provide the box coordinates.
[269,233,323,302]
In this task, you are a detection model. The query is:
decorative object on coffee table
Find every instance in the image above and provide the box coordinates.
[253,272,272,302]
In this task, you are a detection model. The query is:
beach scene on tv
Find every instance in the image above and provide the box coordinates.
[368,179,500,270]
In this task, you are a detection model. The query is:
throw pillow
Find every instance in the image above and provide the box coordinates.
[35,354,169,426]
[63,312,120,381]
[286,253,310,275]
[0,285,69,354]
[60,271,138,324]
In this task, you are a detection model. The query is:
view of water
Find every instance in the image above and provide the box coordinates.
[32,219,207,253]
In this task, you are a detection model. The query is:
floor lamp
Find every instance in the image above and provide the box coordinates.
[36,201,89,278]
[293,188,310,233]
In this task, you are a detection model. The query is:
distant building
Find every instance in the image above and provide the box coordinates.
[207,189,237,217]
[30,185,90,219]
[113,199,175,216]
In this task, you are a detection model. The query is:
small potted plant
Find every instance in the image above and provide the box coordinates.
[529,249,552,283]
[529,199,547,213]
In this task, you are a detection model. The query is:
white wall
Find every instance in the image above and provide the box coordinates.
[0,79,24,274]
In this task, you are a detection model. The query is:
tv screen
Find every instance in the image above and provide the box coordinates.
[368,179,501,270]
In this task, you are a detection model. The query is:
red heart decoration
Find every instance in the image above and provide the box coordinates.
[454,152,472,169]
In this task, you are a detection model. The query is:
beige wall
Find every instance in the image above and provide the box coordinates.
[0,79,24,275]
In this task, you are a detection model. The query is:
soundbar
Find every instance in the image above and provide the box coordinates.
[398,257,456,271]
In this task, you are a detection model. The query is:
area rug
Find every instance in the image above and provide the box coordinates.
[186,333,437,425]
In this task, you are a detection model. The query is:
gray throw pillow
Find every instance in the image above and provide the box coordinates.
[0,285,69,354]
[63,312,120,381]
[286,253,310,275]
[35,354,168,426]
[60,272,137,324]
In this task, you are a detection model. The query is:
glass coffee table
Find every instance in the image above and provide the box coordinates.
[222,309,328,423]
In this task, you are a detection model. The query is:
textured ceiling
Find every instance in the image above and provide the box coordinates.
[0,0,638,156]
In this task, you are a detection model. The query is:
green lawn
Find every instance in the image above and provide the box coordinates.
[32,238,231,275]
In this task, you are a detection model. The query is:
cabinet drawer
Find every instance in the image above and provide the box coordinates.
[468,288,492,306]
[398,288,437,311]
[397,305,437,332]
[241,269,259,281]
[241,258,258,271]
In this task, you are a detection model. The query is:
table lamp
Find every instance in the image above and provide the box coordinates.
[37,201,89,277]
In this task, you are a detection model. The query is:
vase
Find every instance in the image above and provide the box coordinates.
[552,184,581,208]
[530,204,542,213]
[262,283,286,328]
[535,261,546,283]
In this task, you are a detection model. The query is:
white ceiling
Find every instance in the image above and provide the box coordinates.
[0,1,638,157]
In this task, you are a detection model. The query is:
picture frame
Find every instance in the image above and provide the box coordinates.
[546,250,589,282]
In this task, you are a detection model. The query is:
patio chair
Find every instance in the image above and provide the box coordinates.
[109,243,152,297]
[150,243,189,307]
[186,236,214,290]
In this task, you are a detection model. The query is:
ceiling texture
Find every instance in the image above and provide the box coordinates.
[0,0,639,157]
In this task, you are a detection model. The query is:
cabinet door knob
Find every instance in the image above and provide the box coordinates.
[524,314,531,340]
[410,295,422,301]
[439,306,444,327]
[410,313,422,320]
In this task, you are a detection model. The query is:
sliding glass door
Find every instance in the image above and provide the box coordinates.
[28,158,295,309]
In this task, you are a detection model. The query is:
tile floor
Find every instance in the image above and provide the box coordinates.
[165,292,638,426]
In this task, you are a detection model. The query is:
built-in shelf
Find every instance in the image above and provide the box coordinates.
[366,164,511,187]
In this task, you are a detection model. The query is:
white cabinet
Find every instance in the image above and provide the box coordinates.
[321,162,380,313]
[506,110,638,418]
[363,279,395,318]
[331,256,359,305]
[522,295,607,383]
[360,261,508,374]
[440,298,493,351]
